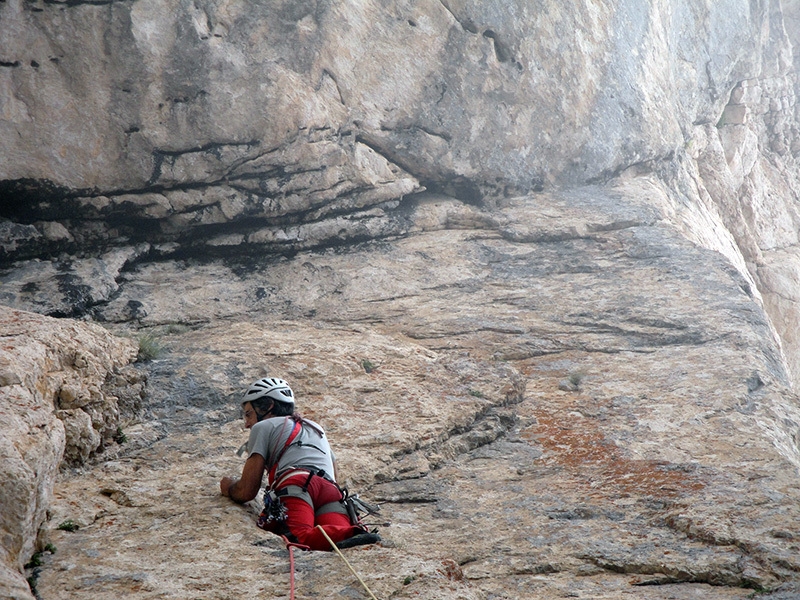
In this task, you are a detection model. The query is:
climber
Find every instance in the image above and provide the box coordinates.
[219,377,381,551]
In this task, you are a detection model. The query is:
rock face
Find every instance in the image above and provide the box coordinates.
[0,0,784,191]
[1,0,799,384]
[0,306,143,599]
[1,0,800,598]
[4,191,797,600]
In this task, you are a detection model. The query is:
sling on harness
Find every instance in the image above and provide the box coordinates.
[258,418,303,530]
[267,418,303,484]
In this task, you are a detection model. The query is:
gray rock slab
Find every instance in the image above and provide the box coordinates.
[27,191,800,599]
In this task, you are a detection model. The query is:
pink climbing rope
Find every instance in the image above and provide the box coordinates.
[281,536,310,600]
[280,531,379,600]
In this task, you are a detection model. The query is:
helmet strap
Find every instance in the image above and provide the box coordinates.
[254,400,274,422]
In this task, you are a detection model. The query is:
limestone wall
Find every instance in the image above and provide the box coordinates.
[1,0,799,386]
[0,306,142,599]
[0,0,774,193]
[1,2,800,595]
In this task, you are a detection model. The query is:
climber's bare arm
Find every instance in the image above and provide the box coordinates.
[220,453,266,503]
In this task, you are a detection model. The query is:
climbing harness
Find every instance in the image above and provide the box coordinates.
[263,467,382,529]
[250,416,383,598]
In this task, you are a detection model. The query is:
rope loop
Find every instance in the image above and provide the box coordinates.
[278,530,380,600]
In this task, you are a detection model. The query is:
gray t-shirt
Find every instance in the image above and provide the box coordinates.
[247,416,336,482]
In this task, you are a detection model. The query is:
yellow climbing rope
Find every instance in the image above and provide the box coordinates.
[316,526,380,600]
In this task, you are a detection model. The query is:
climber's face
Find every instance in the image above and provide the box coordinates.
[242,402,258,429]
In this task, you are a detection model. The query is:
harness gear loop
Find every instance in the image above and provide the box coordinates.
[260,489,290,527]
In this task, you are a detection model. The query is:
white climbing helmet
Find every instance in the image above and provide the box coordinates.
[242,377,295,406]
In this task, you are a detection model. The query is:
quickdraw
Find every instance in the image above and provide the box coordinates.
[257,490,289,528]
[341,489,381,526]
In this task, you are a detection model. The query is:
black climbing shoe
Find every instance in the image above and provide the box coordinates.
[335,531,381,550]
